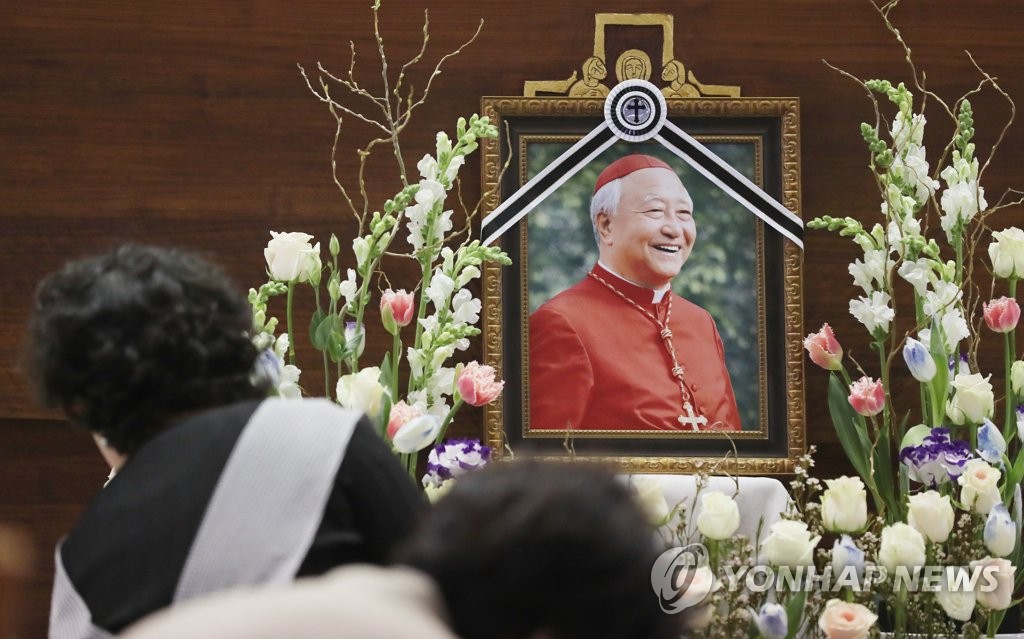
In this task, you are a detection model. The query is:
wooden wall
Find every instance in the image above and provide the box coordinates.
[2,0,1023,634]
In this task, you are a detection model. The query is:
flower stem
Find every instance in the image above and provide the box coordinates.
[391,330,401,403]
[435,396,463,445]
[1005,278,1018,443]
[286,281,296,364]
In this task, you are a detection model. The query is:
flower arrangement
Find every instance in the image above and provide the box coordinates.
[799,0,1024,635]
[631,1,1024,637]
[249,2,509,490]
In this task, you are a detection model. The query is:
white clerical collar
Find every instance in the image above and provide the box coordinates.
[597,261,671,303]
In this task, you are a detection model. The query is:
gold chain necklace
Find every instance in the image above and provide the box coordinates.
[587,271,708,430]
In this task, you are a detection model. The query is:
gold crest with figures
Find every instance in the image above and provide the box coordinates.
[523,13,741,98]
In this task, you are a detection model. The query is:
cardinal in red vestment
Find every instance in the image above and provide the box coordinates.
[529,154,741,431]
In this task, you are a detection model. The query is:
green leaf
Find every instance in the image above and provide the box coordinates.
[785,588,808,639]
[326,330,346,364]
[309,309,328,350]
[928,318,949,424]
[827,373,871,482]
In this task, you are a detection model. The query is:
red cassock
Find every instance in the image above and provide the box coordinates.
[528,263,741,431]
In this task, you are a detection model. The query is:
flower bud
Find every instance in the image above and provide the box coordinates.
[983,503,1016,557]
[753,603,788,639]
[1011,361,1024,396]
[848,376,885,417]
[329,233,340,257]
[902,337,936,382]
[976,419,1006,465]
[803,323,844,371]
[983,296,1021,333]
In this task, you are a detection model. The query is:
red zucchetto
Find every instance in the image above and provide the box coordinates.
[593,154,674,194]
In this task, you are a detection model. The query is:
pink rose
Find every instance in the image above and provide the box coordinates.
[380,289,416,333]
[386,400,422,439]
[817,599,877,639]
[804,323,844,371]
[983,296,1020,333]
[456,361,505,407]
[971,556,1016,610]
[848,376,884,417]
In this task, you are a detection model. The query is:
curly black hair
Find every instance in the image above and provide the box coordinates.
[27,244,268,454]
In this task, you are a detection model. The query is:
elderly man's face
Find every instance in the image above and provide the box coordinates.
[597,167,695,289]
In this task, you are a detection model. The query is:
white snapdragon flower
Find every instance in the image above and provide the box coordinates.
[417,154,439,181]
[456,264,481,288]
[848,249,889,294]
[426,272,455,311]
[923,280,962,316]
[451,289,481,324]
[940,181,987,239]
[892,112,926,152]
[892,145,939,205]
[443,154,465,184]
[435,131,452,157]
[849,290,895,336]
[897,258,933,296]
[940,307,970,353]
[338,269,358,307]
[415,178,446,208]
[351,236,371,269]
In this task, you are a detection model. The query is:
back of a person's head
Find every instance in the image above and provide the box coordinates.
[397,460,679,639]
[27,244,266,454]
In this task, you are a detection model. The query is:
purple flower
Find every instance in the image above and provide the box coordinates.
[422,438,492,488]
[898,428,973,488]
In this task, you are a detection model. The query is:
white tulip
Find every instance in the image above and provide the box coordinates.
[820,476,868,533]
[983,503,1016,557]
[907,491,955,543]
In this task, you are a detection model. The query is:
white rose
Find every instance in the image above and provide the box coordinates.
[878,523,926,572]
[907,491,955,543]
[971,557,1016,611]
[264,231,321,283]
[696,492,741,540]
[989,227,1024,279]
[335,367,384,420]
[761,520,820,568]
[946,372,994,425]
[820,476,868,533]
[958,459,1002,515]
[935,569,976,622]
[677,565,720,621]
[629,477,671,526]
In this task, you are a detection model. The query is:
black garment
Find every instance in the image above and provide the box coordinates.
[58,399,424,634]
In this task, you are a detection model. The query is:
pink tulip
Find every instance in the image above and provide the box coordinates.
[983,296,1020,333]
[848,376,885,417]
[386,400,422,439]
[380,289,416,333]
[803,323,844,371]
[457,362,505,407]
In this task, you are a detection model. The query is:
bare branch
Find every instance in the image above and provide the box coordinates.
[966,51,1016,183]
[397,19,484,128]
[394,10,430,112]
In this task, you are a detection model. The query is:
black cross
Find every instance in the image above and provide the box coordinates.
[624,97,649,124]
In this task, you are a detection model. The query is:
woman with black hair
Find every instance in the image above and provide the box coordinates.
[28,245,422,638]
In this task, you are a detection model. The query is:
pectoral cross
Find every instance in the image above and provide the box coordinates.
[678,402,708,430]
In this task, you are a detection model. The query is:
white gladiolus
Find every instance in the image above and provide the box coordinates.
[849,291,895,336]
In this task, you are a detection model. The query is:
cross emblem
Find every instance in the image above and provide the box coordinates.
[677,402,708,430]
[622,96,651,125]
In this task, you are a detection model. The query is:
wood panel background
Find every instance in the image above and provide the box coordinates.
[2,1,1022,635]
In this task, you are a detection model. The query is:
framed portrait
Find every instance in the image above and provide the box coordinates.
[479,96,805,474]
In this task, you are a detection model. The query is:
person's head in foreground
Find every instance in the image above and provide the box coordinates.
[27,244,266,458]
[590,154,696,290]
[398,460,680,639]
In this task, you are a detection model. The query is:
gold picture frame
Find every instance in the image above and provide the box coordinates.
[480,96,805,474]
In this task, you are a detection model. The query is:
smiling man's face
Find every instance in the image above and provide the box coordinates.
[596,167,695,290]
